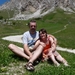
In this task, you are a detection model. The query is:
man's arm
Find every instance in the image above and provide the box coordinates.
[29,40,40,51]
[23,44,32,58]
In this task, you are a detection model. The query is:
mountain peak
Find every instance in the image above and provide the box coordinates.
[0,0,75,20]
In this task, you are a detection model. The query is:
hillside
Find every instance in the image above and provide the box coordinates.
[0,0,75,20]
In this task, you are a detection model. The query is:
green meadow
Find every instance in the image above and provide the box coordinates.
[0,9,75,75]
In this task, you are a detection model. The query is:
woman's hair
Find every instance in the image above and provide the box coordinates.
[39,29,47,34]
[39,29,47,39]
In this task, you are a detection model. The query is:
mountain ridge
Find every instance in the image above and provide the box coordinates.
[0,0,75,20]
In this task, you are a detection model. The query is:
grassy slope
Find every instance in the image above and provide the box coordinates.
[0,9,75,75]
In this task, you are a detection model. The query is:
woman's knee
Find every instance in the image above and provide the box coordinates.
[48,53,53,58]
[56,55,63,61]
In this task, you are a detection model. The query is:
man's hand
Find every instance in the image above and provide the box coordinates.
[29,53,33,59]
[29,47,34,52]
[40,42,46,47]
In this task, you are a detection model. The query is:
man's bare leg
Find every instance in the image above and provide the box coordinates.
[25,45,43,71]
[28,45,43,63]
[8,44,30,60]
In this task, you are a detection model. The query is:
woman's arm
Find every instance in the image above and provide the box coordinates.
[48,34,57,52]
[30,40,40,51]
[48,34,57,45]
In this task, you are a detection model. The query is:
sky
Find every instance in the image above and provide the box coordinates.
[0,0,10,6]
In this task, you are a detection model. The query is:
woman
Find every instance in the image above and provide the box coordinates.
[38,29,69,67]
[25,29,69,71]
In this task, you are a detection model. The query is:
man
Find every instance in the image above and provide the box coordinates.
[8,20,43,60]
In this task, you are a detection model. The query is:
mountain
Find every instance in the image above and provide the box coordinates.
[0,0,75,20]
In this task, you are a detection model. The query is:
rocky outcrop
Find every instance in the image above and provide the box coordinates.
[0,0,75,20]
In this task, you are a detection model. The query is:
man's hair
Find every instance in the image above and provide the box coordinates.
[28,20,36,26]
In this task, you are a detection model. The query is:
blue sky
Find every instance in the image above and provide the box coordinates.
[0,0,10,6]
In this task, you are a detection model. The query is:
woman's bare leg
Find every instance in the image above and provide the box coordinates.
[48,53,60,66]
[8,44,29,60]
[54,51,69,66]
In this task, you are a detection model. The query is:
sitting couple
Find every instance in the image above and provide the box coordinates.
[8,20,69,71]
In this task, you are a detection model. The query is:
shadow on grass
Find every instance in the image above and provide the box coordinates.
[9,54,27,62]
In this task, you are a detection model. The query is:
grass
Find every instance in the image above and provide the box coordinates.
[0,9,14,19]
[0,9,75,75]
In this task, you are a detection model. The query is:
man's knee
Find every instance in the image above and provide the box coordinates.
[35,45,43,53]
[8,44,14,49]
[38,45,44,49]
